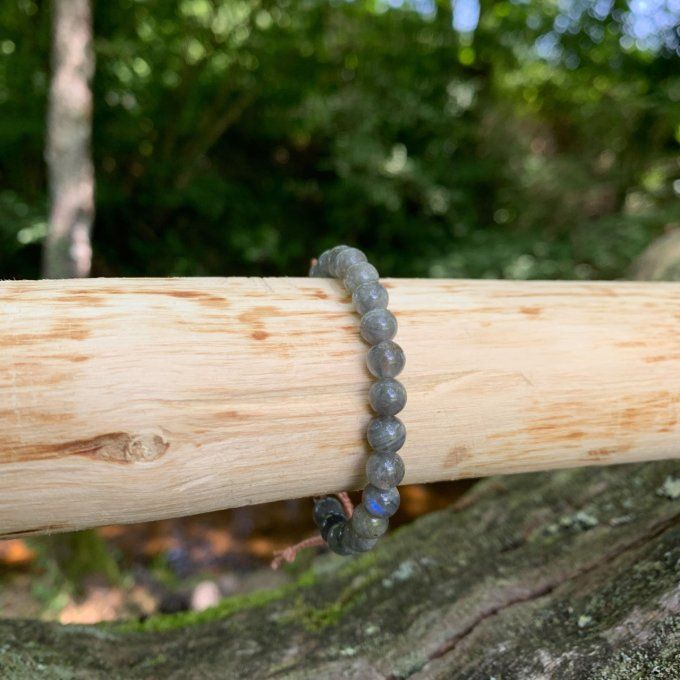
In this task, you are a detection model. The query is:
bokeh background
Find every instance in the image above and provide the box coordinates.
[1,0,678,623]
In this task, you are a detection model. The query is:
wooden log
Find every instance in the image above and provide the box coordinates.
[0,277,679,537]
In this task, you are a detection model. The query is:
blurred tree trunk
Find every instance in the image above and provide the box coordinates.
[42,0,115,590]
[629,229,680,281]
[43,0,94,279]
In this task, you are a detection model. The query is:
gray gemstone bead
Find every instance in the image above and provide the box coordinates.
[326,520,354,555]
[343,523,379,553]
[313,496,346,529]
[309,245,407,557]
[366,451,405,489]
[366,415,406,452]
[328,245,350,278]
[314,249,334,277]
[362,484,400,519]
[360,308,397,345]
[335,247,367,278]
[350,504,388,539]
[366,341,406,378]
[352,281,388,315]
[369,378,406,416]
[343,261,379,292]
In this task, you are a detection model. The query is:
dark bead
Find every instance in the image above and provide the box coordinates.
[328,245,350,278]
[369,378,407,416]
[367,415,406,452]
[360,308,397,345]
[350,504,389,538]
[314,249,334,277]
[352,281,388,315]
[326,520,354,555]
[335,247,367,278]
[342,524,379,553]
[366,341,406,378]
[343,262,379,292]
[362,484,400,519]
[366,451,405,489]
[313,496,346,529]
[320,513,346,542]
[308,246,406,557]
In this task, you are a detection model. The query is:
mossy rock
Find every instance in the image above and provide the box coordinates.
[1,460,678,679]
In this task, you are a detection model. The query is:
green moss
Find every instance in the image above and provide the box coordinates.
[110,540,382,635]
[133,653,168,670]
[280,555,384,632]
[114,582,287,633]
[112,563,320,633]
[282,594,346,631]
[98,533,383,636]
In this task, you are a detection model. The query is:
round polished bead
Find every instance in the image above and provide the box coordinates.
[328,245,350,278]
[366,340,405,378]
[353,281,388,316]
[326,520,354,556]
[360,308,397,344]
[309,245,407,557]
[366,415,406,452]
[343,524,379,553]
[343,261,379,292]
[335,247,367,278]
[314,249,334,277]
[369,378,406,416]
[366,451,405,489]
[362,484,400,519]
[313,496,346,530]
[320,513,346,542]
[350,504,388,539]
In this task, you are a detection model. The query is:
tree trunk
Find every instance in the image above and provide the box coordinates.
[629,229,680,282]
[0,459,678,678]
[43,0,94,279]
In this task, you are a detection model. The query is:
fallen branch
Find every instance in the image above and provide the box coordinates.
[1,277,678,536]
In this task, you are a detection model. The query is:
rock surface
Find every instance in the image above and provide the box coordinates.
[1,460,678,679]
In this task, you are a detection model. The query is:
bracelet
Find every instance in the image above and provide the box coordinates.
[309,245,406,555]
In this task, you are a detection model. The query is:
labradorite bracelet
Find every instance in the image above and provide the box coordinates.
[309,245,406,555]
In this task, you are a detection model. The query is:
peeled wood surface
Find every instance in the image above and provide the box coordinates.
[0,277,679,537]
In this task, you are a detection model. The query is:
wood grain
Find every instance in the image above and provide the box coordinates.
[0,277,678,537]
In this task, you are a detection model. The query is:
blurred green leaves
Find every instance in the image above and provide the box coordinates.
[0,0,677,280]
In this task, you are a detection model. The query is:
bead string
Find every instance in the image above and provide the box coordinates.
[271,246,406,567]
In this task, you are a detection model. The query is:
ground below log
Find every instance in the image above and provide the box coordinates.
[1,460,679,679]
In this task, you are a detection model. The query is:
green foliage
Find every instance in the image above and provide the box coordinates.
[0,0,678,280]
[19,531,122,615]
